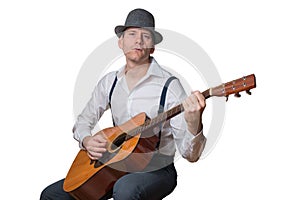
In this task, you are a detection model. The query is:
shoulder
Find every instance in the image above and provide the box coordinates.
[152,60,184,94]
[101,71,118,82]
[95,71,118,92]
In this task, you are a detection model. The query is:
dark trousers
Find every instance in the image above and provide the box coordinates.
[40,163,177,200]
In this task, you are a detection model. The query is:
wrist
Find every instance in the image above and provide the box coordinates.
[82,135,92,149]
[188,122,203,135]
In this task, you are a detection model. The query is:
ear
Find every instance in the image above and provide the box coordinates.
[118,36,123,49]
[150,47,155,54]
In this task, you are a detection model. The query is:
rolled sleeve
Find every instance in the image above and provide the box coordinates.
[167,78,206,162]
[72,72,116,149]
[73,125,91,149]
[182,129,206,162]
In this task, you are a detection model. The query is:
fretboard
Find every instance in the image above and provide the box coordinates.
[126,88,211,139]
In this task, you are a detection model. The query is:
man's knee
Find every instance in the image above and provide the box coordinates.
[113,177,143,200]
[40,186,52,200]
[40,179,73,200]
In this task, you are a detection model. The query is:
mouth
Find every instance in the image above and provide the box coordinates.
[133,47,143,52]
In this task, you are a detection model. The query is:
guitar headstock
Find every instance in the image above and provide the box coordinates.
[209,74,256,100]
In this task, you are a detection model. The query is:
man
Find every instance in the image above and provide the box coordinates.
[41,8,206,200]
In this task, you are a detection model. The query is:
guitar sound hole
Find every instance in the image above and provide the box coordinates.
[111,133,127,150]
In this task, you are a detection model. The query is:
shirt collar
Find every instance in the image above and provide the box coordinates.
[116,57,165,79]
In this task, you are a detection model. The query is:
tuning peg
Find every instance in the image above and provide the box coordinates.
[234,92,241,98]
[246,90,252,95]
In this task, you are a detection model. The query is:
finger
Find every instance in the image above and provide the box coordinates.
[93,134,107,143]
[183,96,198,113]
[86,141,106,151]
[87,146,107,158]
[87,151,103,160]
[192,91,206,108]
[190,93,200,106]
[90,147,107,154]
[185,96,193,106]
[87,138,107,150]
[191,91,203,100]
[182,98,191,111]
[186,94,201,111]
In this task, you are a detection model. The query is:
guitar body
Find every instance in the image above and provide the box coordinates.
[63,112,159,200]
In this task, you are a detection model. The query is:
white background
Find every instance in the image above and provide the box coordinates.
[1,0,299,199]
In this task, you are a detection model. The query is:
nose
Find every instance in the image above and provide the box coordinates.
[135,32,144,44]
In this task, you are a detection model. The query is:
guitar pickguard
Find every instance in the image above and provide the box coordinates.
[91,149,120,168]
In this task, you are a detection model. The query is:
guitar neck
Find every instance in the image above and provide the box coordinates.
[159,88,212,121]
[127,88,212,138]
[127,74,256,138]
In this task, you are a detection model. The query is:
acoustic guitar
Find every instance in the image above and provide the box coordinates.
[63,74,256,200]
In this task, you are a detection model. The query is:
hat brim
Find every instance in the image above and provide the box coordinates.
[114,25,163,45]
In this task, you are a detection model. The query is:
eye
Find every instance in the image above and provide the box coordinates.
[143,34,151,40]
[128,32,135,36]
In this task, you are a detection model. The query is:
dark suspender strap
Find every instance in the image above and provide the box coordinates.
[156,76,177,149]
[109,75,118,105]
[109,73,118,126]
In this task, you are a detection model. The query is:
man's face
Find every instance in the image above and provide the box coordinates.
[118,27,155,64]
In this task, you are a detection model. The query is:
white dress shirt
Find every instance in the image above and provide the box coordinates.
[73,57,206,162]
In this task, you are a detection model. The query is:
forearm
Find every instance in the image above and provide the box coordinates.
[187,119,203,136]
[72,86,108,148]
[72,74,112,148]
[73,124,92,149]
[182,130,206,162]
[170,114,206,162]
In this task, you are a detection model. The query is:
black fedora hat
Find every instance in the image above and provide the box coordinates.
[114,8,163,44]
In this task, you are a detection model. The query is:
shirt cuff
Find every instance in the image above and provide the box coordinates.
[183,129,206,162]
[79,134,91,149]
[73,126,91,149]
[188,128,204,142]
